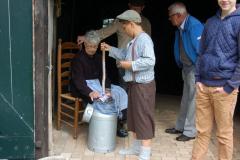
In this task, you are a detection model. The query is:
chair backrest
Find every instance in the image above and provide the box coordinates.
[57,39,80,96]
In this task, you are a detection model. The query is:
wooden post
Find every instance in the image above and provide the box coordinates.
[33,0,49,158]
[102,49,106,94]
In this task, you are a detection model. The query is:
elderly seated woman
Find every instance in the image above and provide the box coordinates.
[70,30,128,137]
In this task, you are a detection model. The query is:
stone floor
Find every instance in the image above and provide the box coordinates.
[51,94,240,160]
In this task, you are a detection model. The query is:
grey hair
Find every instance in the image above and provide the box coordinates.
[168,2,187,15]
[84,30,101,45]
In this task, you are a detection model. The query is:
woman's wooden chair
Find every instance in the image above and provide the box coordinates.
[57,39,84,139]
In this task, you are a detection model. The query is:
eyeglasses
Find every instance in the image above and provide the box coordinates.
[168,13,178,19]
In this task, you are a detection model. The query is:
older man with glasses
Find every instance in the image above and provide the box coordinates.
[165,2,204,142]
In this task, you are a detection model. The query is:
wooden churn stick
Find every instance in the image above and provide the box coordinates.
[102,49,106,94]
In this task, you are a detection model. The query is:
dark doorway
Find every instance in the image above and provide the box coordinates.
[56,0,219,95]
[55,0,240,114]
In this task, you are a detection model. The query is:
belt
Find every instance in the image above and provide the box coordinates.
[127,81,138,85]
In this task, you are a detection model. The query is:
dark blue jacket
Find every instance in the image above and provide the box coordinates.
[195,4,240,93]
[174,15,204,67]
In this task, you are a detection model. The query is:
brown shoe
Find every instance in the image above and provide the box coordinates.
[176,134,195,141]
[165,128,183,134]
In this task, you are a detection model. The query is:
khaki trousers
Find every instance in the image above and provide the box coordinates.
[192,85,238,160]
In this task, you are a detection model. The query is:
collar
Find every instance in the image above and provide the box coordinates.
[82,49,95,59]
[179,15,189,30]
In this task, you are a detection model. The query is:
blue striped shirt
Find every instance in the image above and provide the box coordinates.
[109,32,155,83]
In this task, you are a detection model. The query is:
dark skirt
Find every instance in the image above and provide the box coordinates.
[127,80,156,139]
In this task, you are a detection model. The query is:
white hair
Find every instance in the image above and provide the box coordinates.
[85,30,101,45]
[168,2,187,15]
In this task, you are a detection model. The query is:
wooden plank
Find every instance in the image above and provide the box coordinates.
[33,0,49,158]
[61,93,78,101]
[61,62,71,68]
[61,103,75,110]
[61,71,71,78]
[62,53,75,59]
[61,112,74,119]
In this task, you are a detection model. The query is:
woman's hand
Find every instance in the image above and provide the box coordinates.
[77,35,85,46]
[212,87,228,94]
[89,91,100,101]
[117,60,132,70]
[101,42,111,51]
[196,82,204,92]
[105,88,111,97]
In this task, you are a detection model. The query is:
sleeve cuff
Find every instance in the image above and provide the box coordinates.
[131,61,136,71]
[195,76,200,83]
[109,47,119,59]
[223,84,234,94]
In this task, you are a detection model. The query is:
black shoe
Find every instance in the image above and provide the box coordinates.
[117,128,128,137]
[165,128,183,134]
[176,134,195,141]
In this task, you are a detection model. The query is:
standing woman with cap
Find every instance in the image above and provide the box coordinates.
[101,10,156,160]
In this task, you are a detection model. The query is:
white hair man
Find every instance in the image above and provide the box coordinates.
[165,2,204,142]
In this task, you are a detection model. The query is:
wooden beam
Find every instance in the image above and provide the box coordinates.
[33,0,49,158]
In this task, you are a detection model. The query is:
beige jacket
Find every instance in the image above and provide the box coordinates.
[96,15,151,49]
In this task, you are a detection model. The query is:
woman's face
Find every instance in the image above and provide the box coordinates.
[121,21,133,37]
[84,41,98,56]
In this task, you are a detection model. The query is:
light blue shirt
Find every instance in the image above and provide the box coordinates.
[86,79,128,117]
[179,15,189,35]
[109,32,155,83]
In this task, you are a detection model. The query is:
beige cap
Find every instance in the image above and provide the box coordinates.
[116,10,141,23]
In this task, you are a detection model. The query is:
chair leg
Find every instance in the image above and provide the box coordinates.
[73,100,80,139]
[57,97,61,130]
